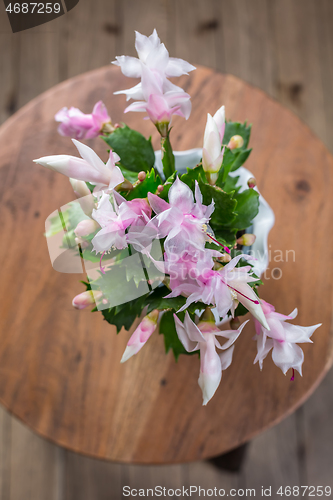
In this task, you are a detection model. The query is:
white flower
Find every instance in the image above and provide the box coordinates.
[34,139,124,193]
[174,311,249,405]
[254,300,321,376]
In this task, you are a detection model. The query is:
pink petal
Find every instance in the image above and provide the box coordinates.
[168,177,194,213]
[148,192,170,214]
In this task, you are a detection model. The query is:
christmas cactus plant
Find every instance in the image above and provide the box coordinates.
[34,30,321,405]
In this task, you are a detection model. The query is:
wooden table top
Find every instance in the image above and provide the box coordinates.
[0,65,332,465]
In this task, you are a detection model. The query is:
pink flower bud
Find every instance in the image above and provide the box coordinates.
[237,233,256,246]
[121,310,159,363]
[74,219,99,237]
[219,253,232,263]
[72,290,103,310]
[228,135,244,150]
[247,177,256,189]
[157,184,164,193]
[138,171,146,182]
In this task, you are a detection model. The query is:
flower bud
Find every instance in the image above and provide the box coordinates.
[237,233,256,246]
[121,310,159,363]
[138,171,146,182]
[157,184,164,193]
[74,219,99,237]
[117,179,133,191]
[230,317,241,330]
[202,114,224,176]
[213,105,225,142]
[219,253,232,263]
[201,307,215,323]
[101,122,115,135]
[69,179,96,217]
[247,177,256,189]
[228,135,244,150]
[72,290,103,310]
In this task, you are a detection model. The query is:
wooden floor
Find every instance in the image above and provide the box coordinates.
[0,0,333,498]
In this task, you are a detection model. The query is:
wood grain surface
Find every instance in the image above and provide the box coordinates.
[0,64,332,465]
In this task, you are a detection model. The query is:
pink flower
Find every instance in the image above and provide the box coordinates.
[121,310,159,362]
[168,253,269,330]
[123,65,191,125]
[153,247,220,291]
[148,178,214,255]
[174,311,249,405]
[34,139,124,192]
[113,31,194,127]
[55,101,111,139]
[254,300,322,376]
[91,192,152,253]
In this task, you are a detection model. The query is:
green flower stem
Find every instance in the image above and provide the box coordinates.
[161,132,175,180]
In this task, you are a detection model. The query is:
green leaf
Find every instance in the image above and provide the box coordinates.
[161,133,175,179]
[157,172,176,201]
[223,121,252,150]
[216,148,236,184]
[101,293,149,333]
[103,125,155,172]
[118,165,141,184]
[230,149,252,171]
[227,189,259,230]
[198,176,237,227]
[126,168,162,201]
[146,285,187,313]
[159,310,190,360]
[206,228,238,248]
[222,174,241,194]
[216,147,252,185]
[180,164,205,191]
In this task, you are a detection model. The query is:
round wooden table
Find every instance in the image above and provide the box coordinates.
[0,66,332,464]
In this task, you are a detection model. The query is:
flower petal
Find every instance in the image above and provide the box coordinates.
[168,177,194,213]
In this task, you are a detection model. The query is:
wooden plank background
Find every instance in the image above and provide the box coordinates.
[0,0,332,498]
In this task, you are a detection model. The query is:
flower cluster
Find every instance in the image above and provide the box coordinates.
[35,30,321,405]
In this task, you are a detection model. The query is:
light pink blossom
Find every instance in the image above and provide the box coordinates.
[168,253,269,330]
[55,101,111,139]
[148,178,214,255]
[254,300,321,376]
[34,139,124,192]
[113,30,195,94]
[174,312,249,405]
[113,30,194,127]
[91,192,152,253]
[123,65,191,124]
[121,310,159,362]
